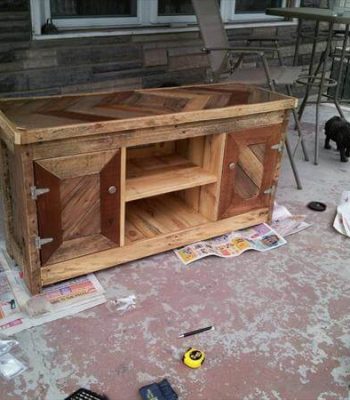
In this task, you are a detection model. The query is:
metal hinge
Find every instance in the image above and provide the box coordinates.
[264,186,276,196]
[35,236,53,249]
[31,186,50,200]
[271,141,284,152]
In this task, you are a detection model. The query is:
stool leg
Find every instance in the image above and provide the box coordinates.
[286,85,309,161]
[285,134,303,190]
[315,100,320,165]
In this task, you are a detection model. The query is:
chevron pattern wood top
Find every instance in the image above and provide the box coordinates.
[0,83,296,145]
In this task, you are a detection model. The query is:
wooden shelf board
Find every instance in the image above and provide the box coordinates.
[125,194,210,244]
[125,154,217,202]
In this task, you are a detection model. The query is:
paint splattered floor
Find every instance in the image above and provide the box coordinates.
[1,104,350,400]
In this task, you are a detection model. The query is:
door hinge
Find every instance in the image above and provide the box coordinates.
[271,141,284,152]
[35,236,53,249]
[264,186,276,196]
[31,186,50,200]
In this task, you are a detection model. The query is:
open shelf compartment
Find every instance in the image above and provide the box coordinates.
[125,192,210,245]
[125,138,218,202]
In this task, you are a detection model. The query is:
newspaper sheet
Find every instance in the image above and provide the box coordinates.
[175,223,286,265]
[271,203,311,237]
[0,250,106,335]
[334,191,350,237]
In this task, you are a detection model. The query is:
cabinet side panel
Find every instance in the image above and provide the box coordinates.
[19,147,42,294]
[0,142,16,258]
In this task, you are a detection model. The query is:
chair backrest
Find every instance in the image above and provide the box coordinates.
[191,0,229,75]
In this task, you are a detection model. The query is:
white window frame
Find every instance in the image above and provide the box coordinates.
[30,0,300,37]
[229,0,289,22]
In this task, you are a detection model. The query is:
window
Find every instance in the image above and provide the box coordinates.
[235,1,283,14]
[158,0,194,16]
[51,0,137,18]
[30,0,293,36]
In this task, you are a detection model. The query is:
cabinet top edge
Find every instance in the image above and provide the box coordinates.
[0,82,296,146]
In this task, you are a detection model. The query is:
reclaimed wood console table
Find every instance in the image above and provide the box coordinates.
[0,83,296,294]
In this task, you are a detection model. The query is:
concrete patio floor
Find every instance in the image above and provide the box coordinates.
[1,103,350,400]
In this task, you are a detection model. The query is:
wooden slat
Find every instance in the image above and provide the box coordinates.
[126,165,217,202]
[61,175,101,241]
[199,133,227,221]
[41,207,269,286]
[16,99,297,145]
[31,111,286,160]
[46,234,116,266]
[100,151,121,245]
[119,147,126,247]
[34,163,63,265]
[36,150,116,179]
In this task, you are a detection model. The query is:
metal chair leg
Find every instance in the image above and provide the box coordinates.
[285,134,303,189]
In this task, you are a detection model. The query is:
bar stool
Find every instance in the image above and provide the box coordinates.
[296,75,338,164]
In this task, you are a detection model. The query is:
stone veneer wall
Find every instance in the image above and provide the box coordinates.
[0,1,331,97]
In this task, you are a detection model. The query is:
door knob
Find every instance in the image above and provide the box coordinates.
[229,162,235,170]
[108,186,117,194]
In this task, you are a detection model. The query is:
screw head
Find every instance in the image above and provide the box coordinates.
[108,186,117,194]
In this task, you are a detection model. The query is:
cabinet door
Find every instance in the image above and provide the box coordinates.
[218,125,282,219]
[34,150,121,265]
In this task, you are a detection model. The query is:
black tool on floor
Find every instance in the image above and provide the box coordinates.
[65,388,109,400]
[139,378,178,400]
[307,201,327,212]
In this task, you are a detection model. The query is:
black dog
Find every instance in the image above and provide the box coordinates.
[324,116,350,162]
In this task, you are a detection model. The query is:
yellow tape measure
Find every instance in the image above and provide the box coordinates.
[182,347,205,369]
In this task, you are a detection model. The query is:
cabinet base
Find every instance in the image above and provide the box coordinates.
[41,207,269,286]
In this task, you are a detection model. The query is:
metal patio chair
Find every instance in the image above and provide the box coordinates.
[191,0,308,190]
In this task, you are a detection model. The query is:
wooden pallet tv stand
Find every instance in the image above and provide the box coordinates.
[0,83,296,294]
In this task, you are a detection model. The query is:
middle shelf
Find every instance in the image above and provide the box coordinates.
[125,153,217,202]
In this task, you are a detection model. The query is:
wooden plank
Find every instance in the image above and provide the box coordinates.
[126,165,217,202]
[31,111,286,160]
[119,147,126,247]
[34,163,63,265]
[18,146,42,294]
[36,150,116,179]
[180,137,205,211]
[46,234,116,266]
[127,142,175,160]
[125,219,146,244]
[267,111,290,222]
[0,110,19,150]
[199,133,227,221]
[127,154,193,178]
[124,193,210,242]
[61,175,101,241]
[41,207,269,286]
[0,142,15,259]
[15,99,297,145]
[100,151,121,245]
